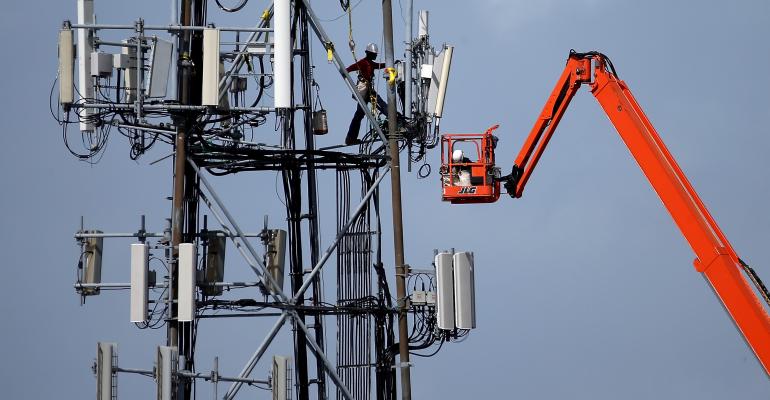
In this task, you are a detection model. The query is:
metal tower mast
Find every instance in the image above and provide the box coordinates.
[58,2,468,400]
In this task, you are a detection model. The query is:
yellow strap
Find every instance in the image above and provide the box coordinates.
[386,67,397,85]
[325,42,335,63]
[261,8,271,21]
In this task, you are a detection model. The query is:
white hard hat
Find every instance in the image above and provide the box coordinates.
[452,149,463,162]
[366,43,379,54]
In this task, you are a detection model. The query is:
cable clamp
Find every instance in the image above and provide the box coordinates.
[391,362,413,369]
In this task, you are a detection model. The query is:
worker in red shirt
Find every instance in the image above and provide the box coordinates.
[345,43,389,145]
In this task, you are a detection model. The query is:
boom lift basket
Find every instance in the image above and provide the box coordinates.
[440,125,501,204]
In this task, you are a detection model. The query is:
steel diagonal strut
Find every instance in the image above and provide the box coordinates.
[190,160,290,304]
[198,192,263,276]
[223,312,289,400]
[299,0,391,149]
[293,167,391,302]
[291,311,355,400]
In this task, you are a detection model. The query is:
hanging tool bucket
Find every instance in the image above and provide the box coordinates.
[312,109,328,135]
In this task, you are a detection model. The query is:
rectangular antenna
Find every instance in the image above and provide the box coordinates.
[272,356,292,400]
[435,251,455,330]
[453,251,476,329]
[418,10,429,38]
[76,0,94,132]
[58,29,74,106]
[82,232,103,295]
[130,243,149,323]
[273,0,291,108]
[146,38,173,98]
[156,346,178,400]
[96,342,117,400]
[201,28,221,106]
[121,40,137,102]
[178,243,196,322]
[434,46,453,118]
[266,229,287,295]
[202,231,226,296]
[427,45,453,118]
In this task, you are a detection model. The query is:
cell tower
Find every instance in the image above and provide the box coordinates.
[54,1,475,399]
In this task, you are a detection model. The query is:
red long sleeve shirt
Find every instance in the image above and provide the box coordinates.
[346,58,385,82]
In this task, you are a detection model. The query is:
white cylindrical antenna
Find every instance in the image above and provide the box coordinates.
[434,46,453,118]
[274,0,291,109]
[418,10,429,38]
[58,28,74,106]
[77,0,95,132]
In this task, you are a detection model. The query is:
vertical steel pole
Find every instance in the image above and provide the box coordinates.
[297,3,327,398]
[171,2,194,400]
[281,5,310,398]
[170,0,190,349]
[382,1,412,399]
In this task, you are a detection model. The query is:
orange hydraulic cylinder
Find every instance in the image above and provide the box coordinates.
[590,67,770,376]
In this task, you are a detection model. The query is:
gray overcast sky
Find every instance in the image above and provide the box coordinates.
[1,0,770,399]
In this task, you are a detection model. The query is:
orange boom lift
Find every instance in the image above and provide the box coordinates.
[440,50,770,375]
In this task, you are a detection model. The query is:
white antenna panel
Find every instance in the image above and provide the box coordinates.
[427,45,453,118]
[146,38,174,98]
[435,251,455,330]
[273,0,292,109]
[76,0,94,132]
[178,243,196,322]
[121,40,137,103]
[272,356,292,400]
[156,346,178,400]
[58,29,74,105]
[418,10,429,38]
[434,46,453,118]
[453,251,476,329]
[96,342,117,400]
[201,28,221,106]
[130,243,149,323]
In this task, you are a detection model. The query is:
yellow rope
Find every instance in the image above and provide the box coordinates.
[347,5,357,61]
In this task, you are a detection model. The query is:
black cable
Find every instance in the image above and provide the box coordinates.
[739,258,770,307]
[250,56,267,107]
[570,49,619,78]
[410,338,445,358]
[215,0,249,12]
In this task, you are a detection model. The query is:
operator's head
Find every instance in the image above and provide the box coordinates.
[365,43,378,60]
[452,149,464,163]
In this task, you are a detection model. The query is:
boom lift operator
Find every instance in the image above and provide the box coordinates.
[440,50,770,376]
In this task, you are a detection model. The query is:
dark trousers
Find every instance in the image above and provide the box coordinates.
[345,93,388,143]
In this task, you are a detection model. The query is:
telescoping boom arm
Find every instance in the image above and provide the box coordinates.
[502,50,770,376]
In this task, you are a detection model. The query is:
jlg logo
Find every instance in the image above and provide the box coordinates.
[458,186,477,194]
